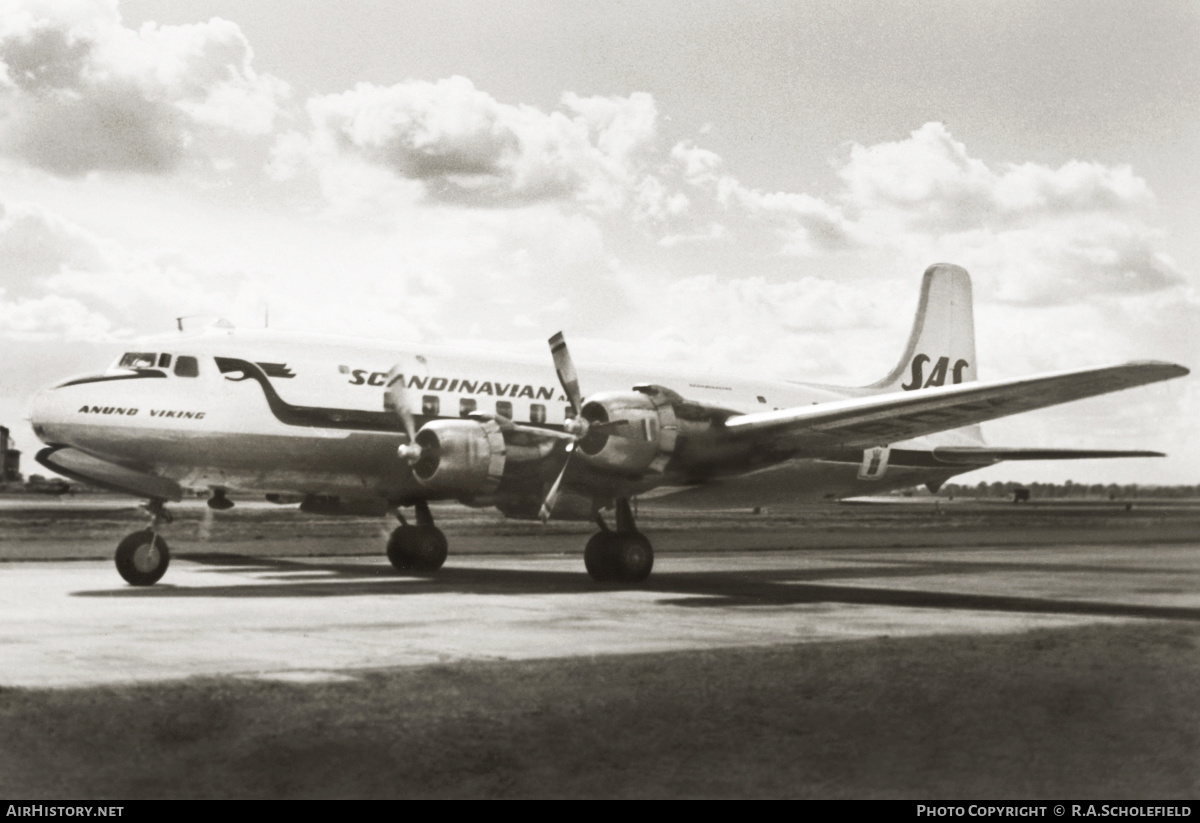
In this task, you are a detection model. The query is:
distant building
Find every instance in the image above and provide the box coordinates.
[0,426,21,483]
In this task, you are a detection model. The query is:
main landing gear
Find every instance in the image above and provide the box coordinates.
[387,499,448,573]
[584,498,653,583]
[115,499,171,586]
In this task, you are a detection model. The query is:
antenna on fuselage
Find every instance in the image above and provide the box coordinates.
[175,316,234,333]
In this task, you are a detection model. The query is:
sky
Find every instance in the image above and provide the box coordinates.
[0,0,1196,485]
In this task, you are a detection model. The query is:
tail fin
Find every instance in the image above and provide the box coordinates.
[869,263,977,392]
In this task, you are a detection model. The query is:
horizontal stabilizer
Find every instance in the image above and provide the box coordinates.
[931,446,1165,465]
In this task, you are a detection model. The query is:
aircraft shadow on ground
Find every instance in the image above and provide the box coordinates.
[70,552,1200,623]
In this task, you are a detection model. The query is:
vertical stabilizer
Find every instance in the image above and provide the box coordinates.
[869,263,977,392]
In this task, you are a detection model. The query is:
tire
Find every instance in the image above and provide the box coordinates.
[584,532,617,581]
[612,531,654,583]
[387,525,448,573]
[585,531,654,583]
[115,529,170,586]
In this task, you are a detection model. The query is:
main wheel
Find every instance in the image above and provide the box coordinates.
[585,531,654,583]
[584,532,618,581]
[387,525,448,573]
[611,531,654,582]
[115,529,171,586]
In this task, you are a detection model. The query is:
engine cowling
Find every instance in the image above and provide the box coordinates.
[411,418,506,495]
[576,388,678,476]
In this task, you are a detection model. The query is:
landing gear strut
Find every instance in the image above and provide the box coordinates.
[115,499,172,586]
[584,498,653,583]
[387,499,448,573]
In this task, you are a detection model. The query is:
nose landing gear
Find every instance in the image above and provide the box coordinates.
[115,499,172,586]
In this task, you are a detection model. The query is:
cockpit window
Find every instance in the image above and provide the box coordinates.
[158,353,173,368]
[118,352,158,369]
[174,356,199,378]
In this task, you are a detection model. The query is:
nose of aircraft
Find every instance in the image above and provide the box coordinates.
[29,386,68,445]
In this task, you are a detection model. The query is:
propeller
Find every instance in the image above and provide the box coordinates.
[540,332,632,522]
[549,331,632,439]
[384,363,422,463]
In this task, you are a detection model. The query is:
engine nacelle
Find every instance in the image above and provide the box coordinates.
[412,418,506,495]
[577,388,678,476]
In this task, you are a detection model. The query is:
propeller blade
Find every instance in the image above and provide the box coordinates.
[538,443,573,524]
[549,332,583,415]
[384,363,421,463]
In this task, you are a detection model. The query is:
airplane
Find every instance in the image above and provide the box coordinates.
[26,263,1189,586]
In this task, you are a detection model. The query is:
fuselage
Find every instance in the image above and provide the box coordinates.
[28,327,977,510]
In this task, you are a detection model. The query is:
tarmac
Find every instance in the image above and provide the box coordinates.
[3,540,1199,688]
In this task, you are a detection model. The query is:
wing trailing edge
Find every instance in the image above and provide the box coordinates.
[930,446,1166,465]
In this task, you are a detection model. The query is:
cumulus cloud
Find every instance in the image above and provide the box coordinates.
[0,291,113,339]
[633,175,689,224]
[271,76,659,209]
[604,268,906,383]
[663,273,885,336]
[657,222,727,247]
[721,184,861,255]
[0,0,286,176]
[0,199,248,339]
[662,139,862,255]
[0,200,107,288]
[819,123,1182,304]
[839,123,1152,229]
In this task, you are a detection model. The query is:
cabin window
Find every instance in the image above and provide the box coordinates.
[530,403,546,424]
[158,353,173,369]
[459,398,477,417]
[174,356,199,378]
[118,352,157,369]
[422,395,439,416]
[495,400,512,420]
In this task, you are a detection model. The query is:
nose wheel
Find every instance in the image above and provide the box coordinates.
[585,498,654,583]
[387,499,448,573]
[115,500,172,586]
[115,530,170,586]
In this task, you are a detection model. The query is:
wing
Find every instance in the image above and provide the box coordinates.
[36,446,183,500]
[722,361,1188,452]
[930,446,1165,465]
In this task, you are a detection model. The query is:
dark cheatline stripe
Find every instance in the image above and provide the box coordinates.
[57,370,167,388]
[256,362,296,378]
[215,357,400,431]
[213,356,573,436]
